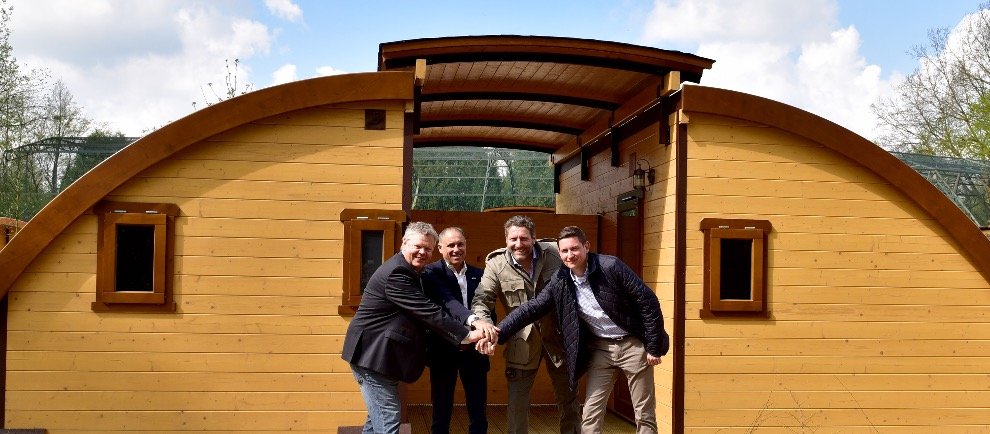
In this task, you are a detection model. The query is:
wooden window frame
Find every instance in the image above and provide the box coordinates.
[93,201,178,312]
[338,209,406,316]
[700,218,772,318]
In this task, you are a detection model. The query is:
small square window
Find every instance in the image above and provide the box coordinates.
[365,109,386,130]
[338,209,406,316]
[700,218,772,317]
[93,201,178,312]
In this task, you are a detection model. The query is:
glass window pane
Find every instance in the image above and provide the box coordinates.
[719,238,752,300]
[360,230,385,293]
[115,224,156,292]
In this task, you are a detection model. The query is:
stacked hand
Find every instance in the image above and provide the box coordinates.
[471,320,500,355]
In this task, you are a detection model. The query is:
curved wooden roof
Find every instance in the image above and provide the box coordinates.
[379,35,715,152]
[0,72,414,297]
[678,85,990,282]
[1,37,986,297]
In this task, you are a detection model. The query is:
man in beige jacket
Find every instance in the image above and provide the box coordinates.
[470,215,579,434]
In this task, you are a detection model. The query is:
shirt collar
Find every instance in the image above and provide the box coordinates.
[445,261,466,276]
[570,270,588,285]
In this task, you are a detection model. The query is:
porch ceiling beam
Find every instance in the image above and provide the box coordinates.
[386,51,685,76]
[553,75,669,166]
[414,137,561,153]
[419,119,583,136]
[419,91,621,111]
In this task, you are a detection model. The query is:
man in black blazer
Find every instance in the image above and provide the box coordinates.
[342,222,487,434]
[422,227,488,434]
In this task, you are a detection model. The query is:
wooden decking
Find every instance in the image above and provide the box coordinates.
[406,405,636,433]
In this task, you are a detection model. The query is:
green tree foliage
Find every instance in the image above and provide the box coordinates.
[873,3,990,159]
[412,147,554,211]
[0,0,112,221]
[0,132,130,221]
[964,93,990,157]
[30,81,92,193]
[0,1,41,153]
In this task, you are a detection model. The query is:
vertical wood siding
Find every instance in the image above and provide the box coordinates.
[682,113,990,432]
[4,103,406,432]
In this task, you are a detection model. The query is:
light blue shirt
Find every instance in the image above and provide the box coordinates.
[571,271,627,339]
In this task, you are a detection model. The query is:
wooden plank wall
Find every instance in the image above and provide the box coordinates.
[4,102,407,432]
[556,119,678,433]
[407,209,599,405]
[682,113,990,432]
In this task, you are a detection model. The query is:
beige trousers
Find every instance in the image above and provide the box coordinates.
[581,336,657,434]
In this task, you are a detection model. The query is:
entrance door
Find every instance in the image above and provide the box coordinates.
[607,190,644,423]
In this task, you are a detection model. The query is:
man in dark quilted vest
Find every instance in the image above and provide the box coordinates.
[482,225,668,434]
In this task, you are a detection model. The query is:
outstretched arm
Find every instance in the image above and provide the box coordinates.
[469,265,503,341]
[495,279,557,344]
[386,267,469,345]
[478,281,558,355]
[470,265,500,322]
[422,268,473,323]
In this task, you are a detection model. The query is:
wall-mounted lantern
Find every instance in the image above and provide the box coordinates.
[634,158,656,190]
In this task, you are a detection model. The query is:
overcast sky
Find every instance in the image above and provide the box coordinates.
[8,0,985,140]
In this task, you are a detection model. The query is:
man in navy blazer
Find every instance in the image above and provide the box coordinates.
[422,227,489,434]
[342,222,486,434]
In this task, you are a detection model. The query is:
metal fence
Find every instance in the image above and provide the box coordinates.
[0,136,138,221]
[894,151,990,226]
[412,147,555,211]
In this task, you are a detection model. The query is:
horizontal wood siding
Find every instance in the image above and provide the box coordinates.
[4,103,406,432]
[682,113,990,432]
[556,119,678,432]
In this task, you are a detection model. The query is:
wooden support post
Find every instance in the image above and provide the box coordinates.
[661,70,680,96]
[658,98,669,146]
[580,145,590,181]
[658,71,680,146]
[609,127,620,167]
[412,59,426,134]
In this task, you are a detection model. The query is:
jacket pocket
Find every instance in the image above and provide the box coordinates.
[503,286,527,307]
[504,333,531,365]
[383,328,413,344]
